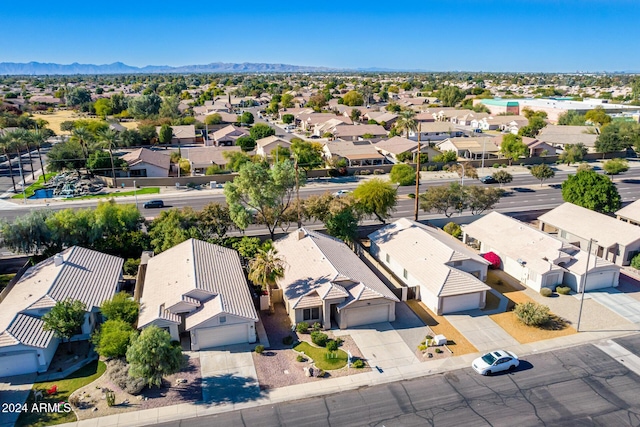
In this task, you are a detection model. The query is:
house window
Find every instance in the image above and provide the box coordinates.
[219,316,227,324]
[303,307,320,321]
[403,269,408,279]
[385,253,390,263]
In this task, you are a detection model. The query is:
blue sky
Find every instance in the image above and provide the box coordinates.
[1,0,639,72]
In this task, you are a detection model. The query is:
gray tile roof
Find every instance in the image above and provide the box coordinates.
[5,314,55,349]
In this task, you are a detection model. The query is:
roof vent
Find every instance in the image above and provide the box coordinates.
[298,228,307,240]
[54,254,63,267]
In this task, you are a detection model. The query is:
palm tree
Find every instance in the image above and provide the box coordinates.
[395,109,418,138]
[0,133,17,193]
[72,127,93,162]
[29,129,48,184]
[8,132,27,193]
[97,128,120,188]
[248,248,286,313]
[12,128,35,180]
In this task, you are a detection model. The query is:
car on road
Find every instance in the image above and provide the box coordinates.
[333,190,351,197]
[480,175,497,184]
[472,350,519,375]
[143,200,165,208]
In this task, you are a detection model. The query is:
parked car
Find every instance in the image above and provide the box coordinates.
[480,175,497,184]
[472,350,519,375]
[332,190,351,197]
[143,200,165,208]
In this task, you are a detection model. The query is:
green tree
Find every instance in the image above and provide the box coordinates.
[291,139,324,172]
[240,111,254,125]
[222,151,252,171]
[126,325,183,388]
[530,164,555,186]
[0,209,51,255]
[128,93,162,119]
[204,113,222,125]
[101,292,140,324]
[236,135,256,152]
[390,163,416,186]
[282,114,294,124]
[92,319,134,358]
[585,106,611,126]
[147,208,201,253]
[159,96,181,119]
[352,178,397,223]
[325,208,359,243]
[158,124,173,144]
[87,150,125,175]
[557,110,586,126]
[603,158,629,175]
[42,298,86,341]
[46,140,86,172]
[419,182,467,217]
[433,150,457,163]
[436,86,465,107]
[631,253,640,270]
[110,92,128,114]
[248,248,286,312]
[342,90,364,106]
[94,98,113,117]
[249,123,276,140]
[394,110,417,138]
[66,87,92,106]
[500,134,527,165]
[97,128,121,187]
[561,170,621,213]
[224,160,303,240]
[465,186,503,215]
[349,109,361,123]
[492,170,513,187]
[272,145,291,162]
[198,202,235,241]
[443,222,462,239]
[559,143,587,165]
[281,93,294,109]
[231,236,265,260]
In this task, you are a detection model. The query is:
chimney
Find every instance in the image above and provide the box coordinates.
[54,254,63,267]
[297,228,306,241]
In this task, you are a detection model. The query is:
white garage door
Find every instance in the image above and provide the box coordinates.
[441,293,481,314]
[585,271,617,291]
[196,324,249,349]
[0,352,38,377]
[345,305,390,327]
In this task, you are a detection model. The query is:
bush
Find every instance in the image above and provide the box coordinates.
[390,163,416,186]
[631,253,640,270]
[312,322,322,332]
[359,169,371,175]
[311,331,328,347]
[493,163,501,169]
[408,193,416,199]
[540,287,553,297]
[282,335,294,345]
[328,168,340,177]
[556,286,571,295]
[373,169,385,175]
[296,322,309,334]
[418,344,427,352]
[326,340,338,352]
[443,222,462,239]
[435,348,443,354]
[296,354,307,362]
[315,368,326,378]
[69,394,81,408]
[427,165,438,171]
[105,389,116,407]
[255,345,265,354]
[123,258,140,276]
[514,302,551,326]
[107,359,146,395]
[352,359,365,368]
[335,337,343,346]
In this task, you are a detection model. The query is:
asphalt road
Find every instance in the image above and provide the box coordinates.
[155,339,640,427]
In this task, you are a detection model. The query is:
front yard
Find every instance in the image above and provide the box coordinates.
[293,342,348,370]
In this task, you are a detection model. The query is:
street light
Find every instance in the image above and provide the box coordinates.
[133,180,138,209]
[576,238,597,332]
[456,162,466,186]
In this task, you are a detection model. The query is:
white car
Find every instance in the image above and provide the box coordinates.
[332,190,351,197]
[472,350,519,375]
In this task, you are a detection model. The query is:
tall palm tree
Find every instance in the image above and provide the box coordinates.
[29,129,48,184]
[72,127,93,162]
[98,128,120,188]
[8,132,27,193]
[0,133,17,193]
[395,109,418,138]
[12,128,35,180]
[248,248,286,313]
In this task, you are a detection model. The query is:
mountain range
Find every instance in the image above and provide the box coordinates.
[0,61,342,75]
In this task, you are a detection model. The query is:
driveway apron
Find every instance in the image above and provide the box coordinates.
[445,310,519,352]
[199,346,260,404]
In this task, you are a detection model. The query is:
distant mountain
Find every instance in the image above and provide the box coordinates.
[0,61,340,75]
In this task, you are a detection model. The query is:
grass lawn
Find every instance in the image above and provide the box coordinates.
[67,187,160,200]
[0,273,16,291]
[11,173,57,199]
[489,311,577,344]
[406,300,477,355]
[17,360,106,427]
[294,341,348,370]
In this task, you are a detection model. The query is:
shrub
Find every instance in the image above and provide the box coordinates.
[312,322,322,332]
[631,253,640,270]
[556,286,571,295]
[540,287,553,297]
[186,182,197,189]
[296,354,307,362]
[418,344,427,352]
[282,335,294,346]
[493,163,501,169]
[311,331,329,347]
[352,359,365,368]
[68,394,81,408]
[105,389,116,407]
[435,348,443,354]
[328,168,340,177]
[359,169,371,175]
[335,337,343,346]
[107,359,146,394]
[296,322,309,334]
[255,344,265,354]
[373,168,385,175]
[315,368,326,378]
[443,222,462,239]
[408,193,416,199]
[427,165,438,171]
[514,302,551,326]
[124,258,140,276]
[326,340,338,352]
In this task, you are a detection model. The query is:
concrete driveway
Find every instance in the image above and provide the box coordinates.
[0,373,34,427]
[445,310,520,352]
[334,321,419,370]
[199,345,261,404]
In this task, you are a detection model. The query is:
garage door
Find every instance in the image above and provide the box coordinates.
[0,352,38,377]
[441,293,481,314]
[585,271,617,291]
[196,324,249,349]
[345,305,390,327]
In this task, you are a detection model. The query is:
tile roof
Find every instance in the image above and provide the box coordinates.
[274,229,398,310]
[5,314,55,349]
[369,219,490,298]
[537,125,598,147]
[183,146,242,168]
[121,148,171,171]
[138,239,258,329]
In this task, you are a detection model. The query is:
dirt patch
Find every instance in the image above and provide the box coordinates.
[254,304,369,390]
[72,355,201,420]
[489,311,576,344]
[405,300,477,355]
[486,270,535,309]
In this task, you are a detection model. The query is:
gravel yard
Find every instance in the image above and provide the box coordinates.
[253,304,370,390]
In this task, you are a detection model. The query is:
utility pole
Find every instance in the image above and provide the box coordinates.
[414,123,421,221]
[295,155,302,228]
[576,238,596,332]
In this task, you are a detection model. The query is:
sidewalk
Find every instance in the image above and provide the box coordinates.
[56,328,638,427]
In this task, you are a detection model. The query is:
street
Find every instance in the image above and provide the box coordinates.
[154,337,640,427]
